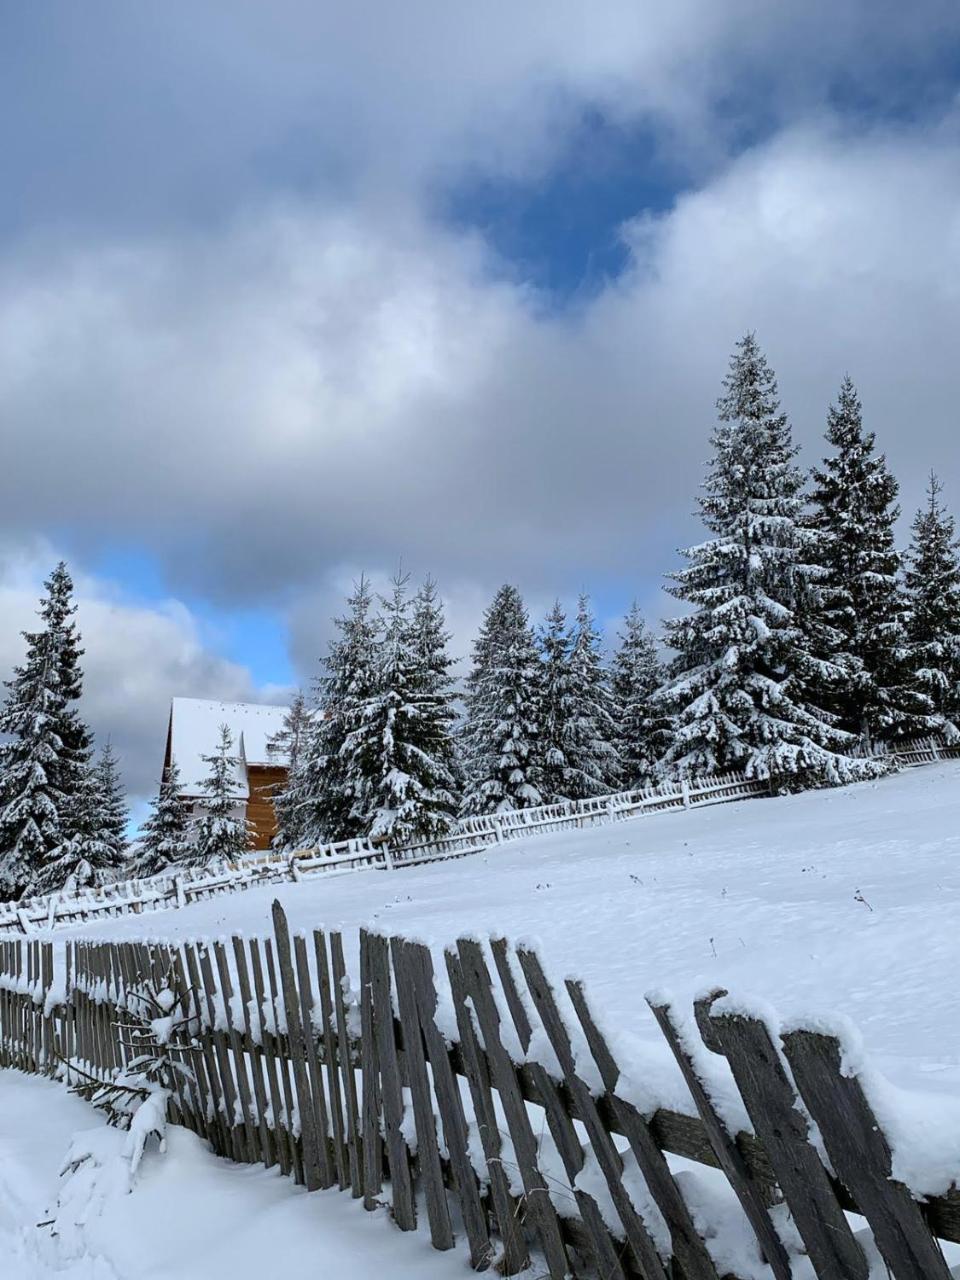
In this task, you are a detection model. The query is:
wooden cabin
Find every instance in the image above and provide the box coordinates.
[163,697,290,851]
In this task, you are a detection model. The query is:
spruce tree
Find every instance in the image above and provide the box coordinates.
[192,724,252,865]
[33,751,126,895]
[808,377,931,746]
[299,578,381,845]
[904,474,960,736]
[94,741,129,862]
[0,563,89,898]
[408,577,462,815]
[539,601,574,803]
[461,584,544,814]
[563,595,620,798]
[658,335,873,788]
[135,757,193,876]
[341,574,460,844]
[268,691,312,851]
[611,603,666,788]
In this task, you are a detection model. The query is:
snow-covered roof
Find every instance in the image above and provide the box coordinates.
[167,697,290,797]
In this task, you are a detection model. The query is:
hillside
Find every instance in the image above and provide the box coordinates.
[71,760,960,1100]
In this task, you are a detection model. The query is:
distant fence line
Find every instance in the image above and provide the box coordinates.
[2,736,957,935]
[0,908,956,1279]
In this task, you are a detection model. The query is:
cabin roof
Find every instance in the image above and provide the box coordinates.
[167,697,290,796]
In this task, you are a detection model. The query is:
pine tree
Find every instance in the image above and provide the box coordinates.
[33,749,127,895]
[341,574,460,844]
[408,577,462,815]
[611,603,666,788]
[563,596,620,798]
[299,578,381,845]
[268,691,312,851]
[192,724,252,865]
[135,757,193,876]
[904,474,960,737]
[0,563,90,898]
[94,742,129,863]
[808,377,931,746]
[658,335,874,789]
[538,601,574,803]
[461,584,544,814]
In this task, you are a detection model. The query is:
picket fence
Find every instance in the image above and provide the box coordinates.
[4,736,959,937]
[0,906,957,1280]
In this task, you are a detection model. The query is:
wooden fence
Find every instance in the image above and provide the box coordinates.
[1,908,958,1279]
[4,736,959,936]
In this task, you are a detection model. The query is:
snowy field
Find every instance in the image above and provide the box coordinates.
[70,761,960,1100]
[0,1070,464,1280]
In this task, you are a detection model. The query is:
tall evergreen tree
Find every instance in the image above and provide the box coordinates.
[0,563,90,898]
[408,577,462,812]
[268,691,312,851]
[461,584,544,814]
[538,601,574,803]
[192,725,252,865]
[807,377,930,746]
[563,595,620,798]
[135,757,193,876]
[342,574,460,843]
[94,741,129,862]
[611,603,666,788]
[658,335,873,788]
[904,473,960,736]
[33,749,127,895]
[299,577,381,845]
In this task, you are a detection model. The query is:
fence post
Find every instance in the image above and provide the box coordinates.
[381,842,395,871]
[680,777,691,809]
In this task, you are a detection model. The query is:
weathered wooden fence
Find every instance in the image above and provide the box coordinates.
[1,909,958,1279]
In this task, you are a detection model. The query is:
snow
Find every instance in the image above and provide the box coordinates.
[61,760,960,1112]
[168,697,289,796]
[0,1070,466,1279]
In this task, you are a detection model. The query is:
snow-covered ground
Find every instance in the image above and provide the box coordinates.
[0,1070,465,1279]
[71,761,960,1099]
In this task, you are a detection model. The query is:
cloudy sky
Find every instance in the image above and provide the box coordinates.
[3,1,960,806]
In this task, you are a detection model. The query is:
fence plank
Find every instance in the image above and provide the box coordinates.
[390,938,455,1250]
[313,929,349,1189]
[491,940,630,1280]
[293,931,336,1188]
[364,929,417,1231]
[710,1006,869,1280]
[359,928,383,1209]
[248,937,294,1177]
[647,996,793,1280]
[213,939,261,1166]
[263,937,305,1186]
[197,942,247,1164]
[232,935,276,1167]
[782,1028,952,1280]
[329,930,362,1196]
[456,937,571,1280]
[403,940,492,1271]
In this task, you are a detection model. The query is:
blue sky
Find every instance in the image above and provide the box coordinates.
[3,1,960,798]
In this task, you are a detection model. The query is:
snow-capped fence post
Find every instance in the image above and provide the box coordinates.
[680,777,691,809]
[381,842,395,871]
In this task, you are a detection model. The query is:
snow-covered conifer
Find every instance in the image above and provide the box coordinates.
[904,474,960,736]
[135,757,193,876]
[94,741,129,863]
[34,749,127,895]
[658,336,875,788]
[341,574,459,844]
[461,584,544,814]
[538,601,574,803]
[611,603,666,788]
[268,691,312,851]
[299,578,381,845]
[192,724,252,865]
[0,563,89,898]
[563,595,620,798]
[808,376,931,746]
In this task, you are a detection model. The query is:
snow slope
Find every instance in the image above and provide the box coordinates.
[71,761,960,1097]
[0,1070,465,1280]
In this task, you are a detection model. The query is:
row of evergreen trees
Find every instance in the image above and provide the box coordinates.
[0,565,129,900]
[267,334,960,847]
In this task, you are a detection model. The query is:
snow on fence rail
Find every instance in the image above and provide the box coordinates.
[1,908,958,1279]
[4,736,959,936]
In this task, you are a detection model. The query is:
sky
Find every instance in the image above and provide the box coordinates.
[3,1,960,807]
